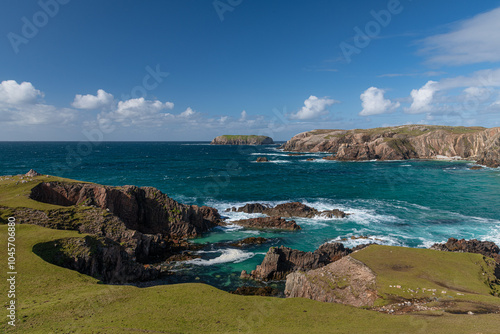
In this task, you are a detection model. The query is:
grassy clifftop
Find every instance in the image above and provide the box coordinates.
[211,135,274,145]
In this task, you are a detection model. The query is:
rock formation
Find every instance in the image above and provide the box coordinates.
[248,242,351,281]
[280,125,500,167]
[232,217,301,230]
[211,135,274,145]
[229,202,348,218]
[25,169,42,177]
[430,238,500,262]
[256,157,268,162]
[230,237,269,247]
[24,181,222,283]
[285,256,378,307]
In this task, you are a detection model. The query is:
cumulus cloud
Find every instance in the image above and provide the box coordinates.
[179,107,195,118]
[0,80,43,104]
[290,95,338,120]
[406,81,439,114]
[419,7,500,65]
[72,89,114,109]
[0,80,75,126]
[359,87,400,116]
[239,110,247,121]
[99,97,174,126]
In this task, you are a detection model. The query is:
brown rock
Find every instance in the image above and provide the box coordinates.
[25,169,41,177]
[232,216,301,231]
[285,256,378,307]
[231,202,348,219]
[230,237,269,247]
[469,166,483,170]
[250,242,350,281]
[256,157,269,162]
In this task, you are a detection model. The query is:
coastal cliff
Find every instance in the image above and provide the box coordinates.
[211,135,274,145]
[6,176,222,283]
[281,125,500,167]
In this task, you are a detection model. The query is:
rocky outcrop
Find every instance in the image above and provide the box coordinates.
[30,182,221,238]
[25,181,222,283]
[430,238,500,262]
[285,256,378,307]
[256,157,268,162]
[281,125,500,167]
[230,237,269,247]
[211,135,274,145]
[249,242,351,281]
[25,169,42,177]
[229,202,348,219]
[33,236,160,284]
[232,217,301,230]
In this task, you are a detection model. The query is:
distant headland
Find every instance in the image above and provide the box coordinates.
[211,135,274,145]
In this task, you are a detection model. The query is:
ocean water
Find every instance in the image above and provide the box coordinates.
[1,141,500,290]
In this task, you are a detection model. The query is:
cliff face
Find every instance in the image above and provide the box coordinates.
[211,135,274,145]
[25,181,222,283]
[281,125,500,167]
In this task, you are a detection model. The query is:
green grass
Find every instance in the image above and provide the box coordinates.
[1,225,500,333]
[352,245,500,306]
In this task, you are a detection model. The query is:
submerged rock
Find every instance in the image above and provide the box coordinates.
[249,242,351,281]
[256,157,269,162]
[285,256,378,307]
[232,217,301,231]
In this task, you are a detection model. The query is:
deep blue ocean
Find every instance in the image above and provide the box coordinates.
[1,141,499,290]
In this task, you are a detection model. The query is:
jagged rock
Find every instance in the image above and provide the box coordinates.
[280,125,500,167]
[230,237,269,247]
[231,202,348,219]
[232,217,301,231]
[306,158,315,161]
[285,256,378,307]
[430,238,500,262]
[29,182,221,238]
[25,181,222,283]
[256,157,268,162]
[25,169,41,177]
[211,135,274,145]
[231,286,280,296]
[33,236,160,284]
[249,242,350,281]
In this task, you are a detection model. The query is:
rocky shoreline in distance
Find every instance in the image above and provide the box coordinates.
[211,135,274,145]
[280,125,500,167]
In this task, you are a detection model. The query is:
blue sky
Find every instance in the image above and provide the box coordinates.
[1,0,500,141]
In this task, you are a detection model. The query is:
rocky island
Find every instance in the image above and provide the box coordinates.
[211,135,274,145]
[281,125,500,167]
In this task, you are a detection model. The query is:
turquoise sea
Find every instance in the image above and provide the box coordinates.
[1,142,500,290]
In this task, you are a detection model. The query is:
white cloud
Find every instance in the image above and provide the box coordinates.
[420,7,500,65]
[0,80,43,104]
[100,97,174,126]
[179,107,195,118]
[359,87,400,116]
[290,95,338,120]
[239,110,247,121]
[72,89,114,109]
[406,81,438,114]
[0,80,76,126]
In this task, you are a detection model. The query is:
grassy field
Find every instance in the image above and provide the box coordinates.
[0,224,499,333]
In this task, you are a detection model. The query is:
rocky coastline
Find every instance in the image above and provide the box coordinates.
[280,125,500,167]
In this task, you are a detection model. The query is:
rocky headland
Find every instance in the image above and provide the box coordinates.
[211,135,274,145]
[9,175,222,283]
[281,125,500,167]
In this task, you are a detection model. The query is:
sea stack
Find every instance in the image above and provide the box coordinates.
[211,135,274,145]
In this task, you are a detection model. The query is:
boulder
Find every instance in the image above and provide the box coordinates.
[249,242,350,281]
[285,256,378,307]
[256,157,269,162]
[230,237,269,247]
[25,169,41,177]
[232,217,301,231]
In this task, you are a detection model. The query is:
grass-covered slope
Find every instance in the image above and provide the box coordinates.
[0,225,499,333]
